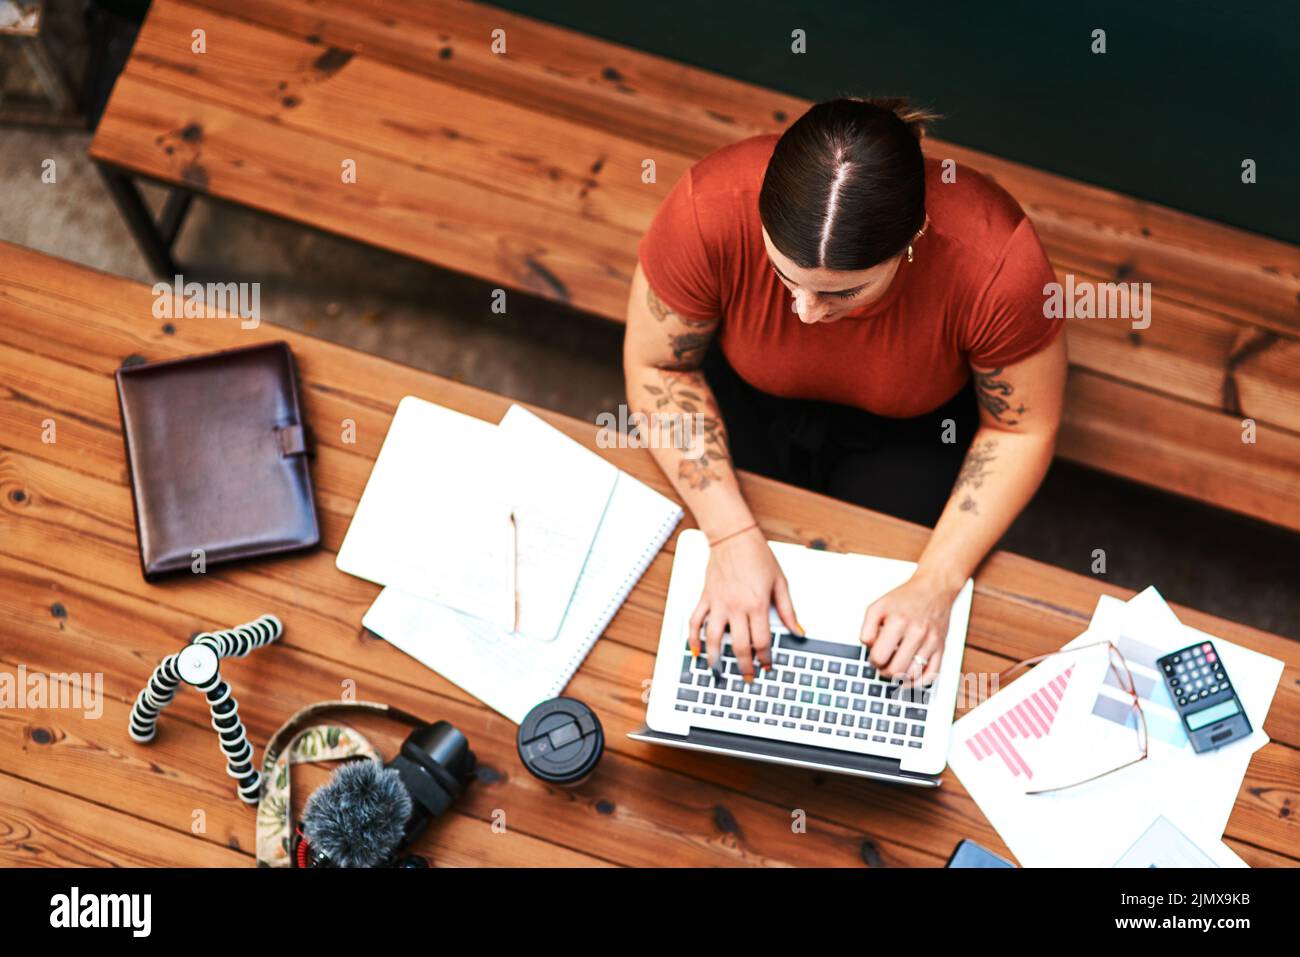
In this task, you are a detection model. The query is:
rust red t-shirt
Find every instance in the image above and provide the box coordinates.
[637,133,1063,418]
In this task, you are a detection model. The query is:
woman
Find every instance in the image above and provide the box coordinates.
[624,97,1067,687]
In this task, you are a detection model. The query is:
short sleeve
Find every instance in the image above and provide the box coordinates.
[637,169,722,321]
[964,217,1064,369]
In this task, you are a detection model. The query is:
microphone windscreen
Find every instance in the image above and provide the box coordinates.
[302,759,412,867]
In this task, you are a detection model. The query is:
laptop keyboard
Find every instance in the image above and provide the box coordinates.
[673,630,931,752]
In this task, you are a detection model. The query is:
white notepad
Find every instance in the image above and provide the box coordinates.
[335,396,515,628]
[495,405,618,640]
[336,397,619,640]
[364,471,683,723]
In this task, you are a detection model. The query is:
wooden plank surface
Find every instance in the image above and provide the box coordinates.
[97,0,1300,336]
[87,0,1300,533]
[0,242,1296,867]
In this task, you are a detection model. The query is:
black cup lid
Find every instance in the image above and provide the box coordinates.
[517,698,604,783]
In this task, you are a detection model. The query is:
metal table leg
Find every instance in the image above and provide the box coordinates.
[95,163,188,278]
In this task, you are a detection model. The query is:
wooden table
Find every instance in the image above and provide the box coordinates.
[1,243,1296,867]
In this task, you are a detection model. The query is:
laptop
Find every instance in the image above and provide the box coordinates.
[629,529,973,786]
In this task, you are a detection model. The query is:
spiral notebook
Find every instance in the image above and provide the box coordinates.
[363,469,682,723]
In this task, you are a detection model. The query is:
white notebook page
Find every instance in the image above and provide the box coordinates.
[495,405,618,640]
[335,396,514,628]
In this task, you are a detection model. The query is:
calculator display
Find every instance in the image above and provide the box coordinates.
[1186,698,1241,731]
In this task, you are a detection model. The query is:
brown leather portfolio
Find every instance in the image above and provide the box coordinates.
[115,341,320,580]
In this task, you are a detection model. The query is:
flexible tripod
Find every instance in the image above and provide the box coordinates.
[129,614,282,804]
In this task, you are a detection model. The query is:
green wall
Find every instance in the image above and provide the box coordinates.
[496,0,1299,244]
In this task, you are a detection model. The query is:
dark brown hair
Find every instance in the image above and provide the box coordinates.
[759,97,937,271]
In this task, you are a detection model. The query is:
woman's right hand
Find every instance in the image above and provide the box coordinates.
[687,526,801,680]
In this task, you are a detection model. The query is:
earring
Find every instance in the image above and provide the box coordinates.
[907,218,927,264]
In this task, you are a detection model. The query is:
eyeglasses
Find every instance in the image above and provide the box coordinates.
[997,639,1148,795]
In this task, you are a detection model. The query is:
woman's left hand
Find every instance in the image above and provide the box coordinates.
[859,571,961,685]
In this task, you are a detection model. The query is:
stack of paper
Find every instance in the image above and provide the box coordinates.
[337,396,683,722]
[948,587,1283,868]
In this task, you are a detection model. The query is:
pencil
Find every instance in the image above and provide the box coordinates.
[509,509,519,632]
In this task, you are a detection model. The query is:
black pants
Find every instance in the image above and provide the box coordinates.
[702,341,979,527]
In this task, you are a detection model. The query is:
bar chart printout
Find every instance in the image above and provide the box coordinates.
[962,667,1074,780]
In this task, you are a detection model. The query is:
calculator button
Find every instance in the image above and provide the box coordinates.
[1202,643,1212,652]
[1206,651,1217,663]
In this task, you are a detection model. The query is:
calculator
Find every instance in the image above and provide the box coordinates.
[1157,640,1251,753]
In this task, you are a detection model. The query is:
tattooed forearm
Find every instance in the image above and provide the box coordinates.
[953,438,997,515]
[974,368,1026,425]
[646,285,714,328]
[641,370,731,491]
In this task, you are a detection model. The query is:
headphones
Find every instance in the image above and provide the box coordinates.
[257,701,476,868]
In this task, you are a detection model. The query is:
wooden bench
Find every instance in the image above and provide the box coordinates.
[2,241,1298,866]
[88,0,1300,535]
